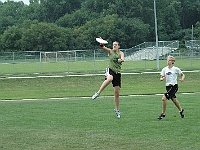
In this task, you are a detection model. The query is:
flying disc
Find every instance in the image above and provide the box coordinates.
[96,38,108,44]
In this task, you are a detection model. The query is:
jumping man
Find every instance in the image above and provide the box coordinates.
[92,39,124,119]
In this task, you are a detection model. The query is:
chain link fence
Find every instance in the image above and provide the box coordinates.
[0,41,199,75]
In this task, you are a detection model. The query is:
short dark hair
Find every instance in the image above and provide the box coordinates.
[113,41,120,46]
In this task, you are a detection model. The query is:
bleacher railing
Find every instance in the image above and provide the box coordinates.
[123,41,179,61]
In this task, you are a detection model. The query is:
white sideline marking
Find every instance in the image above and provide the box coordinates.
[37,76,64,78]
[182,93,195,95]
[22,98,38,101]
[1,70,199,79]
[49,98,69,100]
[0,71,199,102]
[0,99,39,102]
[129,94,150,97]
[155,94,163,96]
[8,77,35,79]
[183,70,200,72]
[68,74,103,77]
[122,73,141,75]
[1,92,199,102]
[142,72,160,74]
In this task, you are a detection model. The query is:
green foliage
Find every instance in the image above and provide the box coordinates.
[158,4,181,40]
[0,20,73,51]
[56,9,99,28]
[0,26,23,51]
[180,0,200,28]
[0,1,26,34]
[0,0,200,51]
[73,14,150,49]
[194,21,200,39]
[21,22,73,51]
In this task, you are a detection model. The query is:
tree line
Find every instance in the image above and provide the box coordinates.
[0,0,200,51]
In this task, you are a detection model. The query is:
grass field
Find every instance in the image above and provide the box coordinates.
[0,72,200,149]
[0,58,200,75]
[0,72,199,100]
[1,95,200,150]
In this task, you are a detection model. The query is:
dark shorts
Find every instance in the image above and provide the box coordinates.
[165,84,178,100]
[105,68,121,87]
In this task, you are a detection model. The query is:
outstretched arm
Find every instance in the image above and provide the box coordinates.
[100,44,112,54]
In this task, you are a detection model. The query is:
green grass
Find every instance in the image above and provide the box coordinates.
[1,48,199,150]
[0,72,199,100]
[0,58,200,75]
[0,72,200,149]
[1,95,200,150]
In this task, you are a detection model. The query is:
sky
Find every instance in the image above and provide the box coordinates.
[1,0,30,5]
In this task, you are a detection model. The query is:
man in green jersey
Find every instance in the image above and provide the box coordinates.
[92,40,124,118]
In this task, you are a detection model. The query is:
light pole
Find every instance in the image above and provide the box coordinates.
[154,0,159,70]
[191,25,194,66]
[192,25,194,40]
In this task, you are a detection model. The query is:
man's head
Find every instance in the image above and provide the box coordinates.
[113,41,120,51]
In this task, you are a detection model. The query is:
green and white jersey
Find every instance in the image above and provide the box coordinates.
[108,50,122,74]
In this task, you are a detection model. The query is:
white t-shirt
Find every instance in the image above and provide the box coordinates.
[161,66,182,86]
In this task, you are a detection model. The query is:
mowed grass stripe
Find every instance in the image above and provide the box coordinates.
[0,72,200,100]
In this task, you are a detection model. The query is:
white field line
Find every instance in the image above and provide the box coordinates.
[7,77,36,79]
[0,70,199,102]
[1,70,199,79]
[0,92,199,102]
[37,75,64,78]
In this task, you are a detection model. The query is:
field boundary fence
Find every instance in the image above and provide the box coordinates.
[0,41,199,75]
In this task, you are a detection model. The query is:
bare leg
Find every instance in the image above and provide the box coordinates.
[97,75,113,94]
[114,86,120,110]
[172,98,182,112]
[162,95,167,114]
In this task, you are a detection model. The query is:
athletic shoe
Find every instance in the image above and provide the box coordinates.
[114,109,120,119]
[92,92,99,100]
[157,113,166,120]
[180,109,184,118]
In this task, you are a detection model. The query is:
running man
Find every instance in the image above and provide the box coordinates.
[92,39,124,119]
[158,55,185,119]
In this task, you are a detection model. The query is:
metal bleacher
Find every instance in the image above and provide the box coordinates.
[124,41,179,61]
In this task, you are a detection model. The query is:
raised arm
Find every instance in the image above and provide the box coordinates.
[100,44,112,54]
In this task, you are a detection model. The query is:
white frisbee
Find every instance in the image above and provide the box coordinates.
[96,38,108,44]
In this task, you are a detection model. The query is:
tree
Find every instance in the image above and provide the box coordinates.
[21,22,73,51]
[158,3,181,40]
[1,0,200,51]
[21,1,46,22]
[56,9,99,28]
[73,14,150,49]
[180,0,200,28]
[40,0,82,22]
[0,1,25,34]
[194,22,200,40]
[0,25,23,51]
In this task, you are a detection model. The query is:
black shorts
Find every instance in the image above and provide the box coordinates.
[105,68,121,87]
[165,84,178,100]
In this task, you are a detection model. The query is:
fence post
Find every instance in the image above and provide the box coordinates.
[93,50,96,72]
[40,52,43,74]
